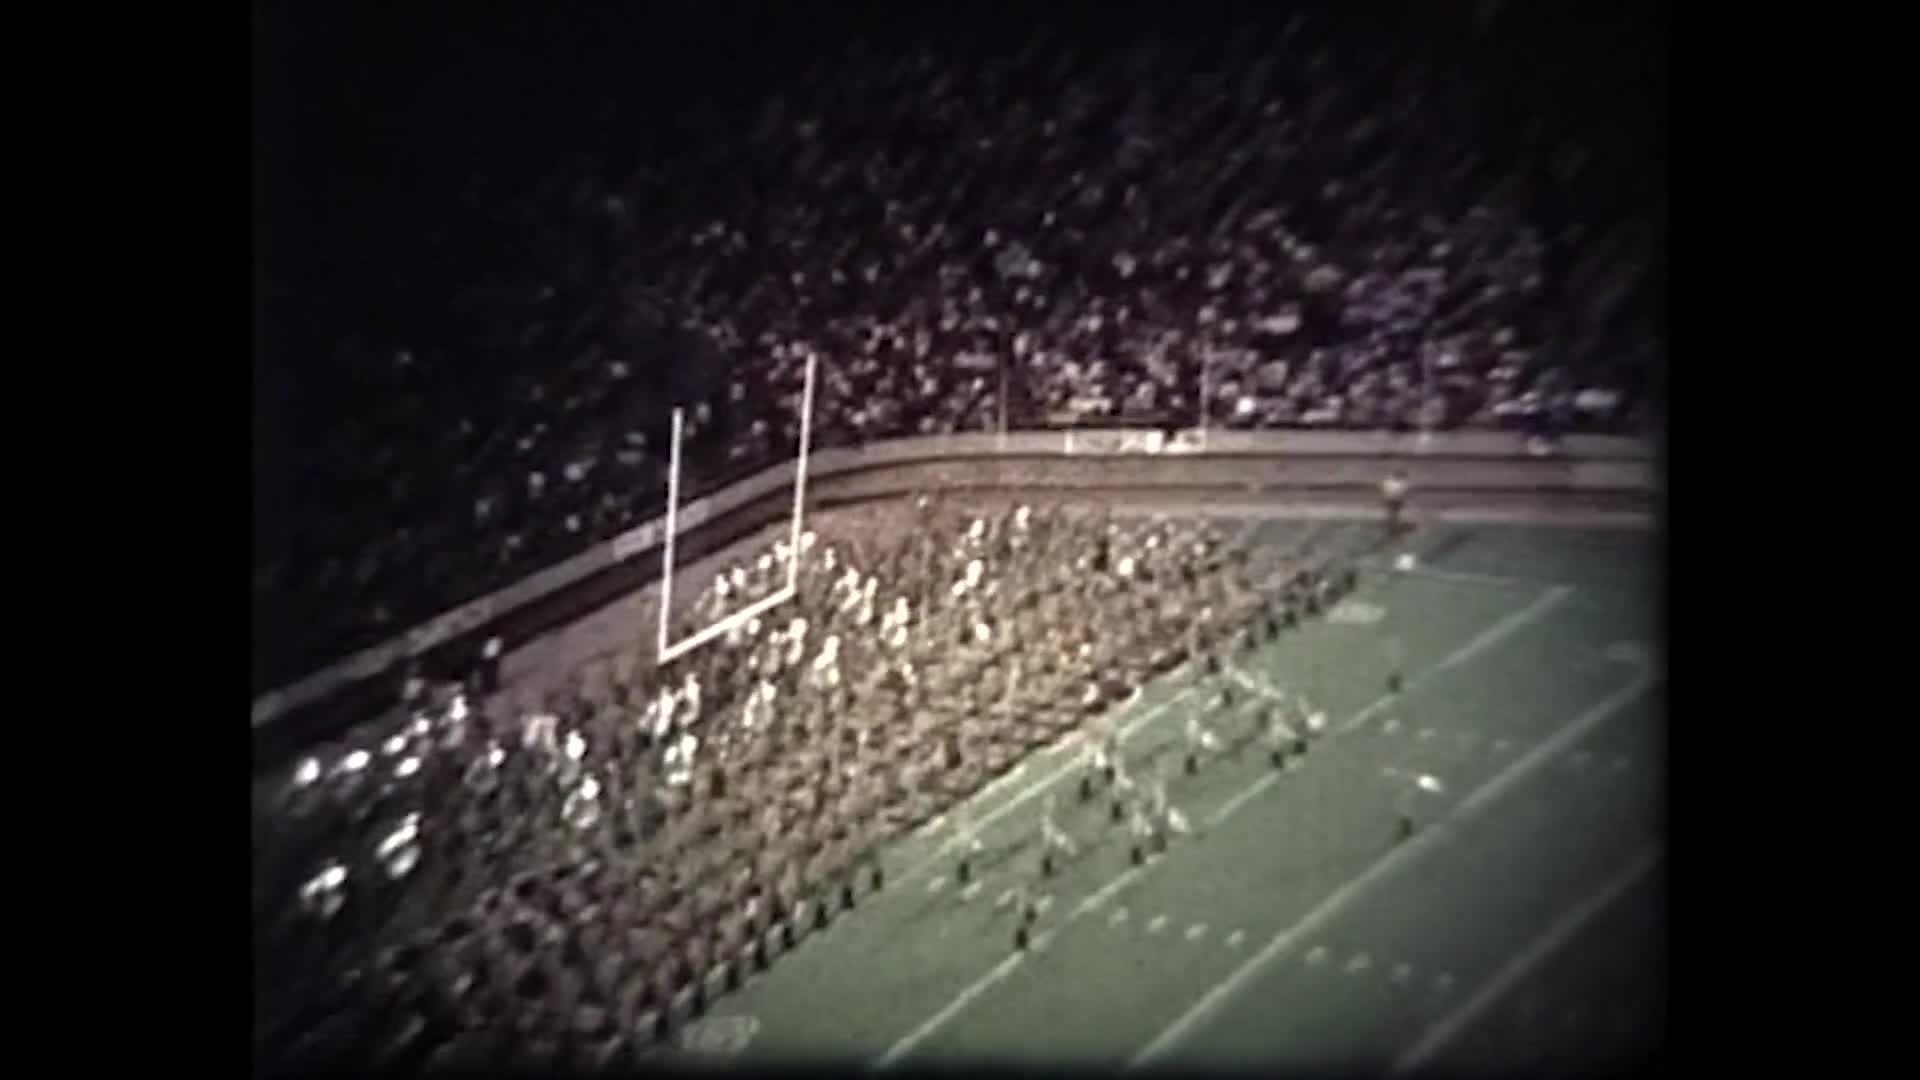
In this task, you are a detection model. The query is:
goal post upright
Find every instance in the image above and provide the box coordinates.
[655,353,818,667]
[656,406,686,662]
[787,353,816,594]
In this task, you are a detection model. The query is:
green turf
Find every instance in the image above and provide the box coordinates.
[658,523,1661,1070]
[1419,864,1665,1074]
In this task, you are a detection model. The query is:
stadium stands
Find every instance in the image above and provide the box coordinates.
[254,500,1368,1069]
[254,4,1659,693]
[254,5,1662,1070]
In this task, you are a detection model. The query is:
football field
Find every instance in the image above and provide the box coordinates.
[656,520,1664,1073]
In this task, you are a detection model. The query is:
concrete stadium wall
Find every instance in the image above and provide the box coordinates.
[251,429,1656,764]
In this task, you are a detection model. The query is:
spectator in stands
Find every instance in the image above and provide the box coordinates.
[255,1,1660,764]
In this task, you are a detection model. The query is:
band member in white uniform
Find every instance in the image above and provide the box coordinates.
[1184,708,1222,775]
[1263,705,1301,768]
[1038,793,1077,876]
[1382,468,1410,536]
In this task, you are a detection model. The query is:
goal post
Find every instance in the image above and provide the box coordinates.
[655,354,817,666]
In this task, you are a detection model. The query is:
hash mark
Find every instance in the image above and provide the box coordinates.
[1147,915,1169,934]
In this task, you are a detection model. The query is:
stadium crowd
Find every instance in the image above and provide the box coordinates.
[254,500,1366,1070]
[255,6,1661,1069]
[255,5,1661,693]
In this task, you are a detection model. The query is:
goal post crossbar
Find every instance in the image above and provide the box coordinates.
[657,582,797,666]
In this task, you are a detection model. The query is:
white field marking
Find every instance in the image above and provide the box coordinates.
[677,1014,762,1057]
[1328,600,1388,626]
[1225,930,1246,949]
[895,678,1204,884]
[1074,869,1141,918]
[1417,728,1437,741]
[926,876,947,894]
[1035,894,1054,916]
[958,882,982,902]
[873,952,1026,1068]
[1226,667,1283,702]
[1205,586,1575,829]
[1127,671,1654,1068]
[877,588,1578,1071]
[1434,973,1457,994]
[1186,923,1209,942]
[1110,907,1130,928]
[1345,953,1372,975]
[879,833,1152,1069]
[1391,962,1415,986]
[1305,945,1329,967]
[1493,739,1514,753]
[1391,847,1662,1074]
[1147,915,1170,934]
[1382,718,1403,734]
[1458,732,1481,747]
[1363,562,1553,591]
[1604,641,1651,667]
[994,888,1017,909]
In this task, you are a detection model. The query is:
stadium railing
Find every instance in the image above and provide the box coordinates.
[251,427,1655,755]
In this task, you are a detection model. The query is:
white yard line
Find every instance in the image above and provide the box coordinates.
[1127,672,1655,1068]
[1206,586,1573,828]
[1390,847,1662,1074]
[893,676,1203,886]
[872,587,1576,1070]
[871,952,1026,1068]
[1363,561,1571,592]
